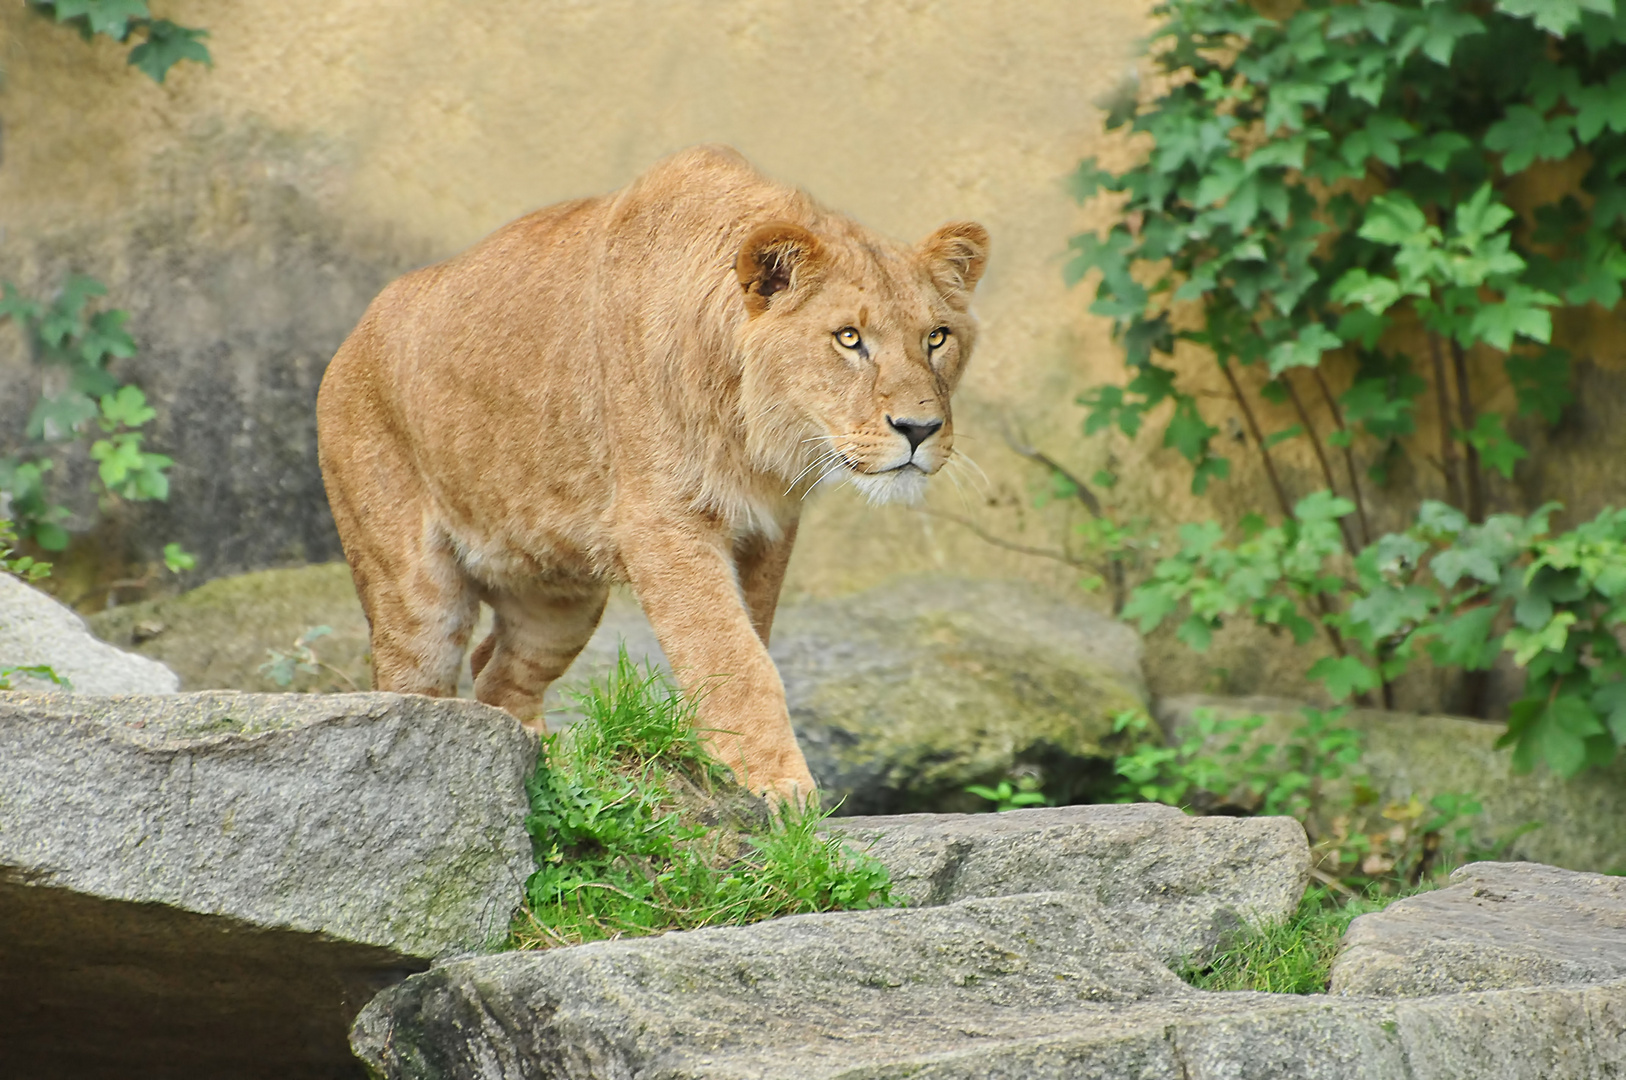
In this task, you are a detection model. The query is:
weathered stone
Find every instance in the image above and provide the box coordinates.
[1,572,179,693]
[96,568,1153,811]
[352,885,1626,1080]
[1158,694,1626,874]
[0,691,535,1079]
[829,803,1307,964]
[1332,862,1626,998]
[774,576,1150,813]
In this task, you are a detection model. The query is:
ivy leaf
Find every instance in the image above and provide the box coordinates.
[0,283,43,324]
[98,385,157,430]
[1461,412,1529,479]
[1591,679,1626,744]
[1495,0,1614,37]
[1261,424,1304,450]
[1358,192,1429,246]
[1506,349,1573,423]
[1534,694,1607,777]
[27,391,99,441]
[1308,656,1381,701]
[1267,323,1342,375]
[1429,604,1501,669]
[1484,106,1576,173]
[1164,396,1217,463]
[1340,114,1415,168]
[1068,157,1115,203]
[1330,268,1404,314]
[1468,284,1559,349]
[128,19,211,83]
[1404,131,1472,172]
[48,0,149,39]
[1190,454,1231,495]
[1569,71,1626,142]
[1452,184,1517,243]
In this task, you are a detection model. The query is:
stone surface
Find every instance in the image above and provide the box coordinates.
[1,571,179,693]
[829,803,1307,964]
[1158,694,1626,874]
[352,886,1626,1080]
[1332,862,1626,998]
[96,568,1152,811]
[0,691,536,1079]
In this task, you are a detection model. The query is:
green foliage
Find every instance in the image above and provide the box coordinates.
[1072,0,1624,503]
[1111,706,1491,890]
[1180,886,1410,993]
[1,277,188,566]
[258,625,358,692]
[28,0,211,83]
[516,652,897,949]
[1127,500,1626,776]
[0,663,72,691]
[0,517,51,584]
[965,775,1054,812]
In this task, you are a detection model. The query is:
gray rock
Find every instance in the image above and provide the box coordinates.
[1,572,179,693]
[829,803,1307,964]
[0,690,535,1079]
[352,886,1626,1080]
[775,576,1150,814]
[96,568,1154,811]
[1332,862,1626,998]
[1158,694,1626,874]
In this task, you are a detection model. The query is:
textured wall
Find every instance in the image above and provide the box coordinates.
[0,0,1160,598]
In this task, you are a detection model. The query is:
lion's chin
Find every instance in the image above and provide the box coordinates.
[842,464,930,506]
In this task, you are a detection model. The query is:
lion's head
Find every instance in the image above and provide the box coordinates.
[733,217,989,506]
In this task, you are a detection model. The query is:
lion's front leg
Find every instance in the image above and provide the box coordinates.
[621,521,816,804]
[735,519,799,647]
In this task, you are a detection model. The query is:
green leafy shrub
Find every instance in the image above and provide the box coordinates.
[1112,706,1494,891]
[1127,497,1626,775]
[515,653,898,949]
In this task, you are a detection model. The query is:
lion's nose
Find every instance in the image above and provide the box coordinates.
[887,416,944,451]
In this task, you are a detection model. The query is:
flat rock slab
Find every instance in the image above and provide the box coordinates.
[353,889,1626,1080]
[1333,862,1626,998]
[0,691,536,1079]
[1,572,179,693]
[829,803,1308,964]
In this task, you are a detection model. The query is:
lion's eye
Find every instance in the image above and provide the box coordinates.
[927,327,950,350]
[834,327,862,349]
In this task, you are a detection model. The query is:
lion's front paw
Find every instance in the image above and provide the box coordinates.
[756,770,819,811]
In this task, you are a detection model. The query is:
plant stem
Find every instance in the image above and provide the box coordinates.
[1428,332,1466,513]
[1310,367,1371,548]
[998,428,1127,611]
[1449,339,1486,524]
[1283,371,1357,558]
[1218,358,1295,524]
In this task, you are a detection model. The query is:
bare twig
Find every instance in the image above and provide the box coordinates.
[1283,370,1358,557]
[1218,358,1296,523]
[1000,423,1106,518]
[915,508,1083,567]
[1310,366,1371,548]
[1429,332,1465,512]
[1450,339,1485,524]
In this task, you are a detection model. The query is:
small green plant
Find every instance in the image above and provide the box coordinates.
[1,518,51,584]
[1180,885,1413,993]
[258,625,359,692]
[27,1,211,83]
[0,663,71,692]
[966,775,1053,812]
[515,652,898,949]
[1112,706,1489,892]
[0,277,184,556]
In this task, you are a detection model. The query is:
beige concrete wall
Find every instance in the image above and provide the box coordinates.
[0,0,1171,610]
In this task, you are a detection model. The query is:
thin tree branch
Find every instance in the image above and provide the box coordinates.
[914,508,1083,567]
[1283,370,1358,557]
[1450,338,1486,524]
[999,425,1105,518]
[1218,358,1296,523]
[1310,366,1371,548]
[1428,331,1465,512]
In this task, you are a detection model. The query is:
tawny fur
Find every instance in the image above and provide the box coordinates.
[316,146,988,800]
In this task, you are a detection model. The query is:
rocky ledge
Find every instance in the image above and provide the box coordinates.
[355,860,1626,1080]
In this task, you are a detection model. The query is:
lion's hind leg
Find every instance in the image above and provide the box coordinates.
[473,582,609,730]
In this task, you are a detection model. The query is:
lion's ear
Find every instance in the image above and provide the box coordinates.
[919,222,989,309]
[736,222,824,316]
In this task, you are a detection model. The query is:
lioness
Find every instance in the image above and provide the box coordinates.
[317,146,988,800]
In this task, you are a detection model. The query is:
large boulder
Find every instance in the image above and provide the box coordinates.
[1158,694,1626,874]
[0,690,535,1079]
[1,572,178,693]
[353,864,1626,1080]
[829,803,1306,964]
[94,568,1152,812]
[1332,862,1626,998]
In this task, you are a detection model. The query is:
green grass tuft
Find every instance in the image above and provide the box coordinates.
[1179,885,1425,994]
[513,650,898,949]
